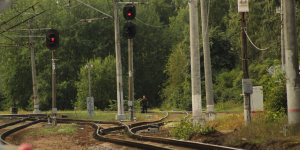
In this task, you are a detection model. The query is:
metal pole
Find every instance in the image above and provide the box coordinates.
[128,38,134,121]
[52,50,57,126]
[29,19,40,114]
[240,12,251,124]
[283,0,300,125]
[114,0,126,120]
[200,0,214,116]
[189,0,202,124]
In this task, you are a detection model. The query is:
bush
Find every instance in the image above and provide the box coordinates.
[169,119,216,140]
[264,107,286,122]
[169,119,195,140]
[261,67,287,113]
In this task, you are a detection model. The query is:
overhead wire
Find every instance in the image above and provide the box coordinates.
[0,10,46,35]
[75,0,113,19]
[0,2,40,27]
[106,0,113,15]
[243,27,279,51]
[135,17,167,28]
[0,34,28,48]
[0,4,46,48]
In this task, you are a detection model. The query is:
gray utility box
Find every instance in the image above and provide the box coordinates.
[242,79,253,94]
[251,86,264,113]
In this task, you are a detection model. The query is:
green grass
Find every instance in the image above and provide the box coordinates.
[214,100,243,111]
[0,109,168,122]
[59,110,119,121]
[59,110,166,121]
[29,123,77,135]
[0,110,35,114]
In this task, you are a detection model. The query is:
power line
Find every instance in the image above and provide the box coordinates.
[0,10,46,48]
[106,0,113,15]
[135,18,167,28]
[75,0,113,18]
[0,10,46,35]
[0,35,45,38]
[1,28,51,32]
[243,28,279,51]
[0,34,28,48]
[0,2,40,27]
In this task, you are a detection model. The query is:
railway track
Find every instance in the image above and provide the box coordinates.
[0,118,41,145]
[0,113,243,150]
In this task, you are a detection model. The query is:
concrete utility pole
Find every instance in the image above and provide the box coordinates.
[28,20,41,114]
[200,0,215,121]
[86,63,94,116]
[114,0,126,120]
[240,12,251,124]
[189,0,202,124]
[86,64,92,97]
[283,0,300,125]
[280,0,285,66]
[128,38,134,121]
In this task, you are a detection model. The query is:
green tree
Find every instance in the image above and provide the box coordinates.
[76,55,116,110]
[161,43,191,110]
[126,4,172,107]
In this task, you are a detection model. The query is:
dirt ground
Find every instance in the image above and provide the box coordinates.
[6,123,136,150]
[3,119,300,150]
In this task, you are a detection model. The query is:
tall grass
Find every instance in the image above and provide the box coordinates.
[223,114,288,146]
[214,100,243,111]
[206,113,244,130]
[169,119,216,140]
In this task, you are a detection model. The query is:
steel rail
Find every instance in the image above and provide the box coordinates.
[0,114,47,118]
[125,111,243,150]
[88,122,171,150]
[0,119,41,145]
[97,112,243,150]
[0,112,243,150]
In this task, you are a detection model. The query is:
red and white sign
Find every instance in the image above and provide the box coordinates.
[238,0,249,12]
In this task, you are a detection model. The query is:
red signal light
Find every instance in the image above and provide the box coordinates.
[46,29,59,50]
[123,4,135,20]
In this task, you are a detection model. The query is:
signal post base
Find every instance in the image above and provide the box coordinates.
[116,114,126,120]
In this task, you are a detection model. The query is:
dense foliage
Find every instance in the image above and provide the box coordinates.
[0,0,298,113]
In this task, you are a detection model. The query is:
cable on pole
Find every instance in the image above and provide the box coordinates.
[243,27,279,51]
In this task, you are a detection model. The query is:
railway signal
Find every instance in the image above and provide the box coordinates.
[123,22,136,39]
[123,4,136,20]
[46,29,59,50]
